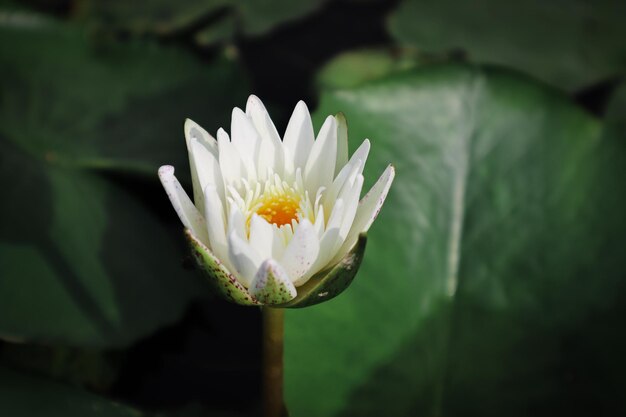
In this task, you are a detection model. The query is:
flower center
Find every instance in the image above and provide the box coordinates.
[236,172,315,236]
[255,193,300,227]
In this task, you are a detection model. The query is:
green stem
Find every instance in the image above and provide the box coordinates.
[262,307,285,417]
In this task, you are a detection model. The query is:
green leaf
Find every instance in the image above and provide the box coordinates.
[284,65,626,416]
[81,0,227,36]
[0,16,246,175]
[0,366,139,416]
[82,0,326,38]
[0,18,248,346]
[316,48,425,90]
[232,0,326,36]
[389,0,626,90]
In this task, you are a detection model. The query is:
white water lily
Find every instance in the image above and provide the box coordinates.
[159,95,394,307]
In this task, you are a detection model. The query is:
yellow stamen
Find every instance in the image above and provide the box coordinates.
[256,193,300,227]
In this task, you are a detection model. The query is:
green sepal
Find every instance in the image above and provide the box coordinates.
[281,234,367,308]
[185,229,260,306]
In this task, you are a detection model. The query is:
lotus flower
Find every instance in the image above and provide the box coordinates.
[159,96,394,307]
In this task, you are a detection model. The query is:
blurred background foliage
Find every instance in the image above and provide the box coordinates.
[0,0,625,416]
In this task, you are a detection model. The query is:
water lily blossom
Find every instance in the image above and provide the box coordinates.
[159,96,394,307]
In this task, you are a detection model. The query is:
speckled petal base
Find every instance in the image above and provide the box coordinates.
[249,259,297,305]
[185,229,260,306]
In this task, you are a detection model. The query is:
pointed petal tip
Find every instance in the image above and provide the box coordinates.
[232,106,246,119]
[358,163,395,233]
[217,127,230,142]
[293,100,311,116]
[377,163,396,182]
[323,114,337,128]
[184,118,198,138]
[246,94,262,106]
[184,118,217,150]
[245,95,261,114]
[259,258,290,282]
[376,163,396,194]
[184,118,204,135]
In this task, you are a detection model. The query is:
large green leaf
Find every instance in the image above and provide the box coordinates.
[284,65,626,416]
[0,16,248,346]
[389,0,626,91]
[0,366,139,416]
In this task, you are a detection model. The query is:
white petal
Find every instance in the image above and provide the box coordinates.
[249,214,284,260]
[337,174,364,246]
[280,219,320,286]
[246,95,284,179]
[246,95,278,141]
[325,199,345,232]
[304,201,346,279]
[330,164,395,264]
[228,230,263,288]
[348,139,370,174]
[335,113,349,176]
[282,153,295,182]
[354,165,394,233]
[249,259,297,305]
[158,165,209,245]
[305,115,337,195]
[313,204,325,237]
[203,184,230,269]
[283,101,314,176]
[301,227,340,282]
[184,118,218,157]
[323,160,361,218]
[217,128,245,187]
[184,119,217,213]
[231,107,259,181]
[227,204,247,240]
[323,139,369,213]
[190,138,225,203]
[257,140,278,181]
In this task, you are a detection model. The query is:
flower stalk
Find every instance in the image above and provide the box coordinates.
[262,306,285,417]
